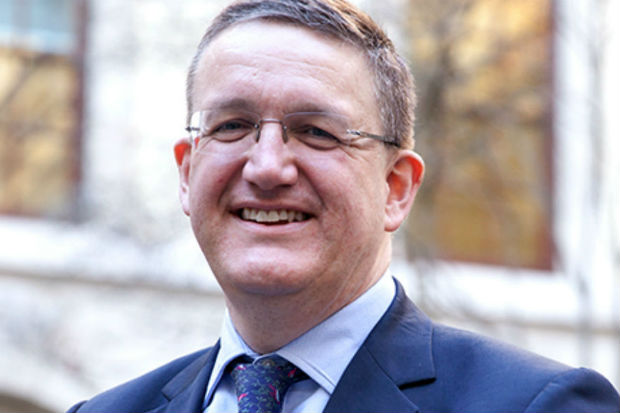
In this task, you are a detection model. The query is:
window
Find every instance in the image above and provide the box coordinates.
[406,0,554,270]
[0,0,86,218]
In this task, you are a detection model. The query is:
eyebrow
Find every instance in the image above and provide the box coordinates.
[207,98,256,112]
[205,98,345,117]
[288,102,343,115]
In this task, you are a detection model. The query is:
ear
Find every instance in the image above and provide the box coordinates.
[384,150,424,232]
[174,138,192,216]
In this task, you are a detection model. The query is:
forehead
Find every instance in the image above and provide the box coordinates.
[191,21,379,123]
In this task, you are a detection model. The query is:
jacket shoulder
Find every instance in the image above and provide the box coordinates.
[67,346,214,413]
[428,324,619,412]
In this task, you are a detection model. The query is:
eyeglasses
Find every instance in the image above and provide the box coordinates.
[185,109,399,156]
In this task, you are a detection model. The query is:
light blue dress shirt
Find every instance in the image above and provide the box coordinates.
[203,273,396,413]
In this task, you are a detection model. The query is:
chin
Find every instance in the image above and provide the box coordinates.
[216,261,316,297]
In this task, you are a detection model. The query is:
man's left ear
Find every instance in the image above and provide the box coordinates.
[384,150,424,232]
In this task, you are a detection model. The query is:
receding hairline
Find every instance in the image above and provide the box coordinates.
[188,19,383,133]
[185,0,416,149]
[187,16,372,117]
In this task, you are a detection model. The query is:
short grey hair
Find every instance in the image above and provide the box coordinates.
[186,0,416,149]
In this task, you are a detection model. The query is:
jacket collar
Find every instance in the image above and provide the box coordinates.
[146,341,220,413]
[323,279,436,413]
[146,280,434,413]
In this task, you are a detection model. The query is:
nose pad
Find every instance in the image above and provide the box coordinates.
[256,119,288,144]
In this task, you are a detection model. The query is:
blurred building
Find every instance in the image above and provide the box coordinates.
[0,0,618,411]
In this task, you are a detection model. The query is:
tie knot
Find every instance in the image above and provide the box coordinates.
[230,355,307,413]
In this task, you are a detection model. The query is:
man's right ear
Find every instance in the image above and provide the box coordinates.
[174,139,192,216]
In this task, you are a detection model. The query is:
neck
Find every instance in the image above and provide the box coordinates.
[225,247,391,354]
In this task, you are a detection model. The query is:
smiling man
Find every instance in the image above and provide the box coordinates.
[178,18,417,357]
[69,1,619,412]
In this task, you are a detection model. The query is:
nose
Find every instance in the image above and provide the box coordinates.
[242,121,298,190]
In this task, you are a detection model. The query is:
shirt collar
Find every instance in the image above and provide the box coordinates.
[204,272,395,402]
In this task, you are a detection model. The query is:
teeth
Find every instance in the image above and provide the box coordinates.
[239,208,308,223]
[257,210,269,221]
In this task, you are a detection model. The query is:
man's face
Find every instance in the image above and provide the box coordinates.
[178,21,420,314]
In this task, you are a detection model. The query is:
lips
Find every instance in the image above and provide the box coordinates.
[238,208,309,224]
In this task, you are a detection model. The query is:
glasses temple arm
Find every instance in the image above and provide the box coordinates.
[347,130,400,147]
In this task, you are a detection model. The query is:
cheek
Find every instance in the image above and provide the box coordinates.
[188,155,241,209]
[318,164,387,233]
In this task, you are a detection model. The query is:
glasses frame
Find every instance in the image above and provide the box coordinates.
[184,110,400,149]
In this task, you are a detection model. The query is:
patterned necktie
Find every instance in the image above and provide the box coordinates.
[230,355,307,413]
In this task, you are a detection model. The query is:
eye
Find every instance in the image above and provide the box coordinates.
[307,126,337,139]
[216,120,248,131]
[209,119,256,141]
[289,124,343,149]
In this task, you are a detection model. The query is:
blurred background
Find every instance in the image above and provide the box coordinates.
[0,0,618,411]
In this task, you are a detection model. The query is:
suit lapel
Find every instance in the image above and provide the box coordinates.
[146,342,220,413]
[323,346,421,413]
[143,281,432,413]
[324,280,435,413]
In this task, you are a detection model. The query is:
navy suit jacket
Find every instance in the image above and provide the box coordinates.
[69,282,620,412]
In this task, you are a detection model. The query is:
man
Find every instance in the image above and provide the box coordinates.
[69,0,619,412]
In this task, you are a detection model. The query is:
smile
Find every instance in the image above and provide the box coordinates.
[238,208,309,224]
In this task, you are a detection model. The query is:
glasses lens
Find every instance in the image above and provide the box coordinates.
[189,109,259,155]
[187,110,352,157]
[284,112,348,150]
